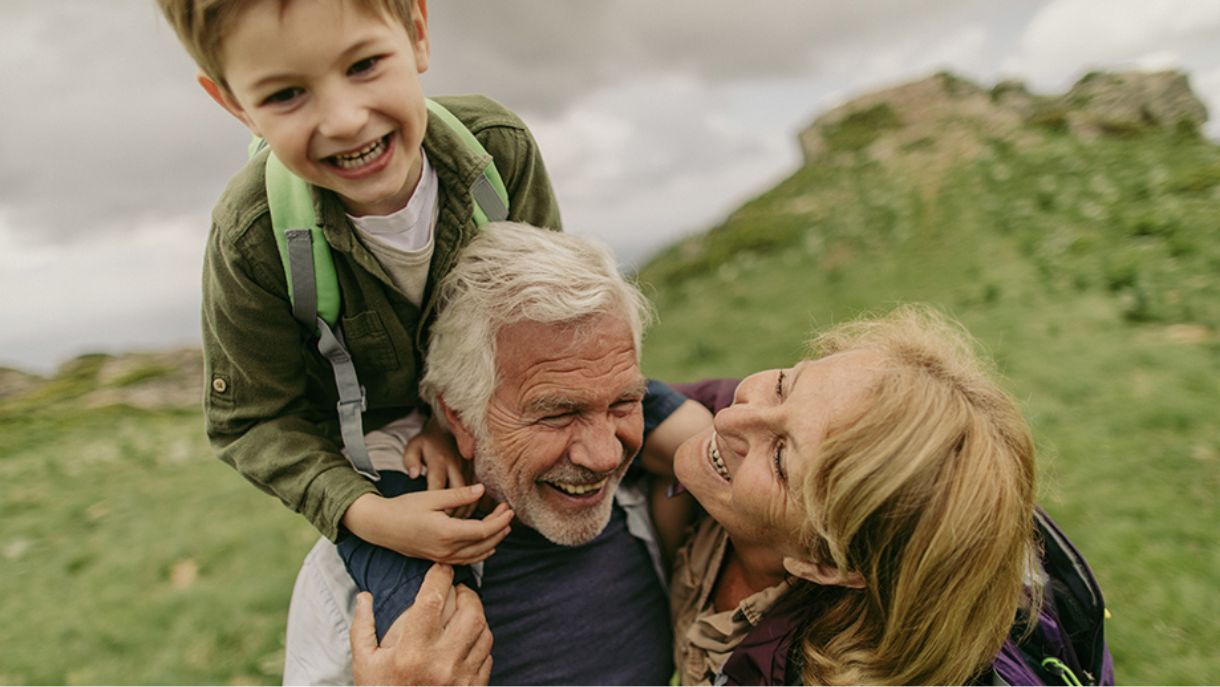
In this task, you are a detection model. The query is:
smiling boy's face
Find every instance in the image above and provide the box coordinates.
[202,0,431,217]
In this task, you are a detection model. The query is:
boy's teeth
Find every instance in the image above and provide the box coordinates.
[332,137,386,168]
[551,479,608,496]
[709,440,731,481]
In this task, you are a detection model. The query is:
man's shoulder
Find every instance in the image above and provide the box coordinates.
[430,94,531,137]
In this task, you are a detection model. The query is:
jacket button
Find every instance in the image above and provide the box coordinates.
[212,377,228,393]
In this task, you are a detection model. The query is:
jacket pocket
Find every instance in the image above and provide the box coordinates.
[340,310,401,372]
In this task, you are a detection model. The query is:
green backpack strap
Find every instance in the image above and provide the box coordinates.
[425,98,510,224]
[254,97,511,482]
[264,153,342,329]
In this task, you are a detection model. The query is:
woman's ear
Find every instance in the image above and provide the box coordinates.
[438,397,476,460]
[783,556,866,589]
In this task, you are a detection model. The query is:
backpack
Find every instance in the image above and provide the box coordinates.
[252,98,510,479]
[670,379,1114,686]
[987,508,1115,686]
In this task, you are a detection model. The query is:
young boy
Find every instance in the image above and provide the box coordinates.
[157,0,560,559]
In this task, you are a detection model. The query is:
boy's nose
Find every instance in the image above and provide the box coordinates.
[317,92,369,141]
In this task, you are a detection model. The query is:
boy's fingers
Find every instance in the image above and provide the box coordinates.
[447,461,467,490]
[426,457,446,491]
[446,526,510,563]
[441,508,514,545]
[417,483,485,511]
[350,592,379,657]
[401,446,423,479]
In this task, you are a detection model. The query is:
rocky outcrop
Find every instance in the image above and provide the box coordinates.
[1059,70,1208,139]
[798,70,1209,166]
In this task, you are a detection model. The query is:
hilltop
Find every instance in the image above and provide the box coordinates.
[641,69,1217,332]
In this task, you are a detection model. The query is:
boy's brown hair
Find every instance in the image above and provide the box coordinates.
[156,0,420,86]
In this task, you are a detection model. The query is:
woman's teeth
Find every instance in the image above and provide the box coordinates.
[331,136,387,168]
[709,439,731,481]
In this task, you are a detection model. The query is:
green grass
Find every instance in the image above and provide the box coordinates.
[0,409,317,684]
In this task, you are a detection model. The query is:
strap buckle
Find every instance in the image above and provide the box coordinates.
[337,385,368,414]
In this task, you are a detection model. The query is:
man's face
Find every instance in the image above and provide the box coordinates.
[211,0,431,217]
[470,313,646,546]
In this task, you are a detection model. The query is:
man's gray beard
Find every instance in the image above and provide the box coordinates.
[472,442,618,547]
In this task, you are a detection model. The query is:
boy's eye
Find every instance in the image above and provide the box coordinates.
[348,56,382,75]
[261,87,303,107]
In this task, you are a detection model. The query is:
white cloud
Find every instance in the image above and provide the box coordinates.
[1006,0,1220,91]
[528,75,804,267]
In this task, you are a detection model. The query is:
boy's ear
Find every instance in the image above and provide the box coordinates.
[411,0,431,73]
[197,71,261,136]
[783,556,866,589]
[437,397,476,460]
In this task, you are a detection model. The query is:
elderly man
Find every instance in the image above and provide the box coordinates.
[283,223,679,685]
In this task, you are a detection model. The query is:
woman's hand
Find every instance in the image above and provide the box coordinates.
[351,563,493,685]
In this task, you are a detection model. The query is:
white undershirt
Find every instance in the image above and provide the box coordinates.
[347,150,438,307]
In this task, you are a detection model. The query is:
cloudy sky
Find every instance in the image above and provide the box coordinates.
[4,0,1220,373]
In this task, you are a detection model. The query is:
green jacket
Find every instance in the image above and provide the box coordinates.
[202,95,562,540]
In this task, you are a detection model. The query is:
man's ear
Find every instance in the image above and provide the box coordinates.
[410,0,431,73]
[783,556,866,589]
[437,397,476,460]
[197,71,260,135]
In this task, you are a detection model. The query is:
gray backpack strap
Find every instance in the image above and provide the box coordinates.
[282,226,379,481]
[284,229,319,326]
[316,318,378,480]
[470,175,509,222]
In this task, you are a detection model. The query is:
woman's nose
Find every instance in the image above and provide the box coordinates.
[713,371,775,454]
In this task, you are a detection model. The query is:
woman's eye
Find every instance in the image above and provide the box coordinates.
[773,439,788,483]
[349,56,382,75]
[262,87,303,106]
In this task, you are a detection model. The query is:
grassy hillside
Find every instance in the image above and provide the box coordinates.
[1,70,1216,684]
[0,353,317,684]
[638,74,1219,685]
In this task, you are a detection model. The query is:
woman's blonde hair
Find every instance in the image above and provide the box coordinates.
[792,305,1038,685]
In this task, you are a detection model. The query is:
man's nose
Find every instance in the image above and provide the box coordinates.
[317,88,368,140]
[568,417,624,474]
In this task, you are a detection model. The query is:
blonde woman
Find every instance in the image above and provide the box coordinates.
[670,306,1045,685]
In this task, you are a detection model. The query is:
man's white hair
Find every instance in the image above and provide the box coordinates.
[420,222,653,433]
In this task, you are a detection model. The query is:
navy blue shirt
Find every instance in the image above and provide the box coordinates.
[337,380,687,683]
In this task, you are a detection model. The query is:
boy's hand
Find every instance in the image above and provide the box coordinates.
[403,415,473,516]
[351,564,493,685]
[345,486,514,565]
